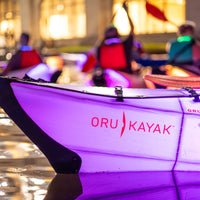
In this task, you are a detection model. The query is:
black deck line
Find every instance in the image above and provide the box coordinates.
[172,171,181,200]
[172,98,185,171]
[0,77,81,173]
[6,76,198,100]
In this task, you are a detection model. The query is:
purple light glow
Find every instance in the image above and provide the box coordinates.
[104,68,131,88]
[1,62,7,69]
[26,63,52,81]
[104,38,121,45]
[20,45,32,51]
[77,171,180,199]
[10,82,200,172]
[75,54,88,71]
[84,69,131,87]
[46,171,200,199]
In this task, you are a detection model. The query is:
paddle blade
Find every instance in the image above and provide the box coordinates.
[145,1,168,22]
[144,74,200,88]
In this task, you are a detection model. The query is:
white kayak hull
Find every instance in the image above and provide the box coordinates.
[0,76,200,173]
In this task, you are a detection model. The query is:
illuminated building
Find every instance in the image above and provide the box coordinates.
[0,0,199,51]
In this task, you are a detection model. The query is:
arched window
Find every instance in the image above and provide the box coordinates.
[40,0,86,40]
[113,0,185,35]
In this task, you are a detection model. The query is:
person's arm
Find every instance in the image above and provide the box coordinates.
[123,1,134,36]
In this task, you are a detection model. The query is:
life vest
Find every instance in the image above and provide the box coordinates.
[20,49,42,68]
[99,43,127,70]
[168,36,194,65]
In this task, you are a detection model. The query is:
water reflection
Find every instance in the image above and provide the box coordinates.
[44,174,82,200]
[44,171,200,200]
[1,108,200,199]
[0,174,21,198]
[0,108,12,126]
[1,170,200,200]
[0,108,55,200]
[0,172,54,200]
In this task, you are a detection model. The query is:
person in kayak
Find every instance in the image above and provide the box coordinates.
[132,39,149,60]
[2,32,42,75]
[96,1,134,74]
[166,21,200,71]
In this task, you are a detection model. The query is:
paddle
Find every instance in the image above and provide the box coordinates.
[110,0,129,23]
[144,74,200,88]
[145,0,177,27]
[82,0,130,73]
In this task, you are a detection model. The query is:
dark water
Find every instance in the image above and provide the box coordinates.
[1,108,200,200]
[0,108,55,200]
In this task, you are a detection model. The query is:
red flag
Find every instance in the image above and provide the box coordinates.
[145,1,168,22]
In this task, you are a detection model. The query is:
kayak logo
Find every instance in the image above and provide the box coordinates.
[91,112,174,137]
[187,108,200,113]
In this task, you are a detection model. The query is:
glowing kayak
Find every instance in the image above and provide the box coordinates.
[3,63,55,82]
[45,171,200,199]
[3,56,64,82]
[0,76,200,173]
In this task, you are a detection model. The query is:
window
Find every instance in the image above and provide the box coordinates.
[0,0,20,47]
[113,0,185,35]
[40,0,86,40]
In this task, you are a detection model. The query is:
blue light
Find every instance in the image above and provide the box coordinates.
[20,46,32,51]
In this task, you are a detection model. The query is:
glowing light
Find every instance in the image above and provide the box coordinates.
[46,56,64,71]
[34,189,47,200]
[30,178,45,185]
[28,186,40,191]
[77,14,86,37]
[41,0,86,39]
[105,68,131,87]
[5,12,13,19]
[166,65,190,89]
[6,53,12,60]
[9,79,200,172]
[0,20,14,33]
[0,36,6,47]
[26,63,52,82]
[1,21,8,32]
[113,0,185,34]
[1,182,8,187]
[177,36,192,42]
[49,15,68,39]
[20,45,32,51]
[57,4,64,11]
[1,62,7,69]
[0,119,13,126]
[0,191,5,196]
[0,156,6,158]
[75,53,88,70]
[113,7,130,35]
[177,0,184,4]
[166,65,190,77]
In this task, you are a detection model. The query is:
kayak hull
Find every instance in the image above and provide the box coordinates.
[0,76,200,173]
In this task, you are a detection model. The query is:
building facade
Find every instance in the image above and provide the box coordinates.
[0,0,200,51]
